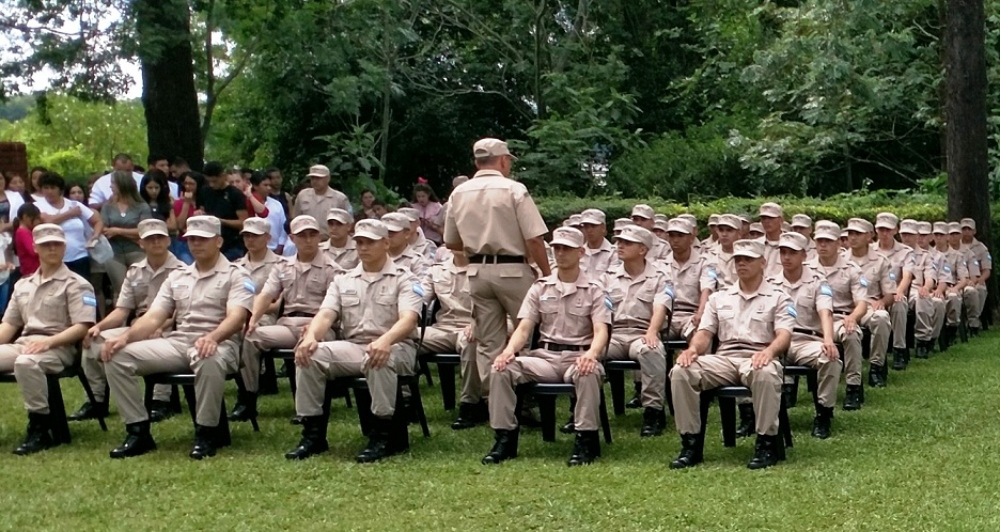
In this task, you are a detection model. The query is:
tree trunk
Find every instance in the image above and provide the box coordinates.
[945,0,992,318]
[134,0,204,171]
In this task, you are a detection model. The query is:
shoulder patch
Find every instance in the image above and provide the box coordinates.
[943,264,952,273]
[412,281,425,297]
[786,304,798,318]
[820,284,833,297]
[707,266,718,280]
[889,272,896,282]
[82,293,97,308]
[859,275,869,288]
[604,293,614,311]
[665,283,675,299]
[243,279,256,294]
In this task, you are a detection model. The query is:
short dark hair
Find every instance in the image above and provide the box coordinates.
[147,153,168,165]
[264,167,281,177]
[249,171,269,187]
[170,156,189,167]
[17,202,40,221]
[413,184,439,202]
[37,171,65,191]
[113,153,133,164]
[203,161,225,178]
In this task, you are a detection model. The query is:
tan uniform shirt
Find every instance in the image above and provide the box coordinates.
[926,247,949,285]
[518,271,612,347]
[260,253,344,316]
[412,229,438,261]
[117,254,186,318]
[663,248,715,313]
[602,261,672,332]
[960,242,987,278]
[707,247,736,290]
[651,240,671,262]
[806,256,867,314]
[872,241,916,289]
[941,247,969,284]
[292,187,351,238]
[235,249,284,296]
[909,248,937,289]
[322,259,423,344]
[763,238,782,278]
[969,238,992,271]
[420,261,473,331]
[151,256,255,336]
[699,281,796,357]
[323,239,360,270]
[582,239,616,276]
[391,246,428,279]
[443,169,547,256]
[768,266,833,339]
[4,265,97,335]
[848,249,896,300]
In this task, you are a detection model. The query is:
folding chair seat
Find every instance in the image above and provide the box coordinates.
[143,371,258,448]
[328,375,430,439]
[515,383,612,444]
[703,386,793,449]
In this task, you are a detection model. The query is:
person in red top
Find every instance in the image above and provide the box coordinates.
[244,173,270,218]
[14,203,41,276]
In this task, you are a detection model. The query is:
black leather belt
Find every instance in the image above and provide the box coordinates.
[285,312,316,318]
[541,342,590,352]
[793,328,822,338]
[469,254,526,264]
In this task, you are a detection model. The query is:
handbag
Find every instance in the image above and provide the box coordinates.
[88,235,115,265]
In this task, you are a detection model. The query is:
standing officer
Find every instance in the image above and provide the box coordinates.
[630,204,670,261]
[603,225,672,437]
[101,216,254,459]
[285,219,421,463]
[872,213,915,369]
[0,224,96,455]
[418,249,481,430]
[482,227,611,467]
[231,215,343,422]
[898,220,938,358]
[806,222,868,410]
[323,207,359,270]
[770,232,839,438]
[444,138,550,400]
[74,219,184,424]
[669,239,794,470]
[383,212,429,278]
[292,164,351,239]
[845,218,894,387]
[961,218,991,334]
[579,209,615,275]
[399,207,438,261]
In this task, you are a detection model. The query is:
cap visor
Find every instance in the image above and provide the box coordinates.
[241,229,267,235]
[733,251,763,259]
[614,235,644,244]
[550,238,582,248]
[140,230,170,239]
[34,236,66,245]
[717,223,739,230]
[184,230,218,238]
[353,231,384,241]
[778,244,805,251]
[875,223,895,230]
[292,226,320,235]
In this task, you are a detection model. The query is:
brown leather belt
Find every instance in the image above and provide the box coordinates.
[285,312,316,318]
[793,328,822,338]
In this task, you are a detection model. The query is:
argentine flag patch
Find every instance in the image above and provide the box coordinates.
[243,279,256,294]
[889,272,896,282]
[707,267,718,280]
[820,284,833,297]
[82,294,97,307]
[860,276,869,288]
[412,281,425,297]
[604,294,614,311]
[665,284,675,299]
[786,304,798,318]
[944,264,952,273]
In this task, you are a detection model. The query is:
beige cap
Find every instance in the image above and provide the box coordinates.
[653,213,669,223]
[241,217,271,235]
[550,227,585,248]
[678,213,697,226]
[948,222,962,234]
[473,138,516,159]
[613,218,633,231]
[814,223,841,241]
[717,214,741,230]
[779,232,809,251]
[664,218,690,234]
[33,223,66,245]
[382,213,410,232]
[846,218,873,233]
[781,221,792,232]
[580,209,606,226]
[138,219,169,239]
[631,204,654,220]
[616,225,656,249]
[354,219,388,240]
[568,214,583,227]
[961,218,976,230]
[733,239,765,259]
[307,164,331,178]
[738,215,751,225]
[185,216,222,238]
[290,215,321,235]
[749,222,764,234]
[791,214,813,228]
[398,207,421,223]
[326,208,352,224]
[654,219,670,233]
[899,219,918,235]
[759,202,783,219]
[875,212,899,230]
[708,214,720,226]
[933,221,949,235]
[917,221,933,235]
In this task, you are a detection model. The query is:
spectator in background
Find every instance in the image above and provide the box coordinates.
[172,171,205,264]
[412,183,444,245]
[66,184,87,204]
[243,172,270,219]
[227,168,243,189]
[241,167,253,186]
[0,172,13,233]
[371,199,389,218]
[13,203,40,276]
[359,189,378,220]
[4,172,27,230]
[6,172,25,193]
[0,172,15,315]
[265,167,292,221]
[198,161,248,260]
[146,154,179,199]
[89,153,145,210]
[101,171,152,299]
[26,166,47,202]
[36,172,102,277]
[291,164,350,239]
[141,170,178,232]
[248,171,287,254]
[168,157,190,184]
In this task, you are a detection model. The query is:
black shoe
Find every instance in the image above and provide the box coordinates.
[783,383,798,408]
[747,433,785,470]
[868,365,886,388]
[735,403,755,439]
[148,400,175,423]
[356,417,406,463]
[284,415,330,460]
[670,433,704,469]
[189,424,218,460]
[560,416,575,434]
[276,362,289,378]
[228,391,258,422]
[843,385,863,411]
[811,406,833,439]
[482,428,519,465]
[567,430,601,466]
[451,401,488,431]
[68,400,108,422]
[942,326,958,351]
[971,327,981,337]
[915,341,930,359]
[626,382,642,409]
[13,413,54,456]
[517,406,542,429]
[109,421,157,459]
[640,407,667,437]
[290,415,304,425]
[892,348,908,370]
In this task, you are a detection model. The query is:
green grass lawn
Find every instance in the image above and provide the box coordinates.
[2,334,1000,531]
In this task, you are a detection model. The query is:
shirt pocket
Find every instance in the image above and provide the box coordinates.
[539,296,560,315]
[42,294,68,323]
[748,313,773,342]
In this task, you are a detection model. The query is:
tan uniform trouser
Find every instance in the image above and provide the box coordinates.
[836,320,864,386]
[0,336,76,414]
[930,296,947,340]
[489,348,604,431]
[907,291,938,342]
[420,326,479,404]
[84,327,171,403]
[860,308,891,366]
[888,299,909,350]
[964,286,982,328]
[944,290,963,327]
[105,333,240,426]
[295,340,415,419]
[787,339,839,408]
[469,263,534,398]
[607,330,666,410]
[240,315,305,393]
[977,284,988,322]
[665,312,697,342]
[669,354,782,436]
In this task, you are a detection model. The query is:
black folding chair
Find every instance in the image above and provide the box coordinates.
[417,300,463,411]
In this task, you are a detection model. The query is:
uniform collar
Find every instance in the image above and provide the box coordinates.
[727,278,773,300]
[613,259,656,282]
[347,256,399,279]
[391,245,416,260]
[31,264,71,285]
[544,268,593,295]
[587,238,613,254]
[472,169,505,179]
[776,265,814,288]
[144,253,185,275]
[188,254,232,279]
[669,247,700,269]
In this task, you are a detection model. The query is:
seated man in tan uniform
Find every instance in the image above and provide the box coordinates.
[323,208,360,270]
[0,224,96,455]
[398,207,438,261]
[383,212,428,279]
[669,239,794,470]
[286,219,421,463]
[579,209,616,275]
[102,216,254,460]
[482,227,611,467]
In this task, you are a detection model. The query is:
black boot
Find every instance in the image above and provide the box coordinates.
[669,433,704,469]
[892,348,908,370]
[13,413,54,456]
[626,382,642,409]
[228,391,258,422]
[747,433,785,470]
[148,400,175,423]
[640,407,667,437]
[284,415,330,460]
[915,341,930,359]
[868,365,886,388]
[189,424,219,460]
[971,326,981,337]
[843,385,863,411]
[783,383,798,408]
[109,421,156,459]
[567,430,601,466]
[560,416,575,434]
[482,428,519,465]
[68,400,108,422]
[944,326,959,350]
[735,403,755,438]
[356,417,405,463]
[451,401,488,431]
[811,406,833,439]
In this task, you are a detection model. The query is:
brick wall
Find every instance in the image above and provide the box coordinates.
[0,142,28,179]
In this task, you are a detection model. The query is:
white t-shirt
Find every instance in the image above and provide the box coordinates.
[35,198,95,262]
[89,171,178,206]
[264,196,288,251]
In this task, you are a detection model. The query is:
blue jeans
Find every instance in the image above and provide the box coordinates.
[172,238,193,265]
[0,271,17,318]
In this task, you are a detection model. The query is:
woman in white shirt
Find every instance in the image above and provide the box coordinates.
[36,172,103,278]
